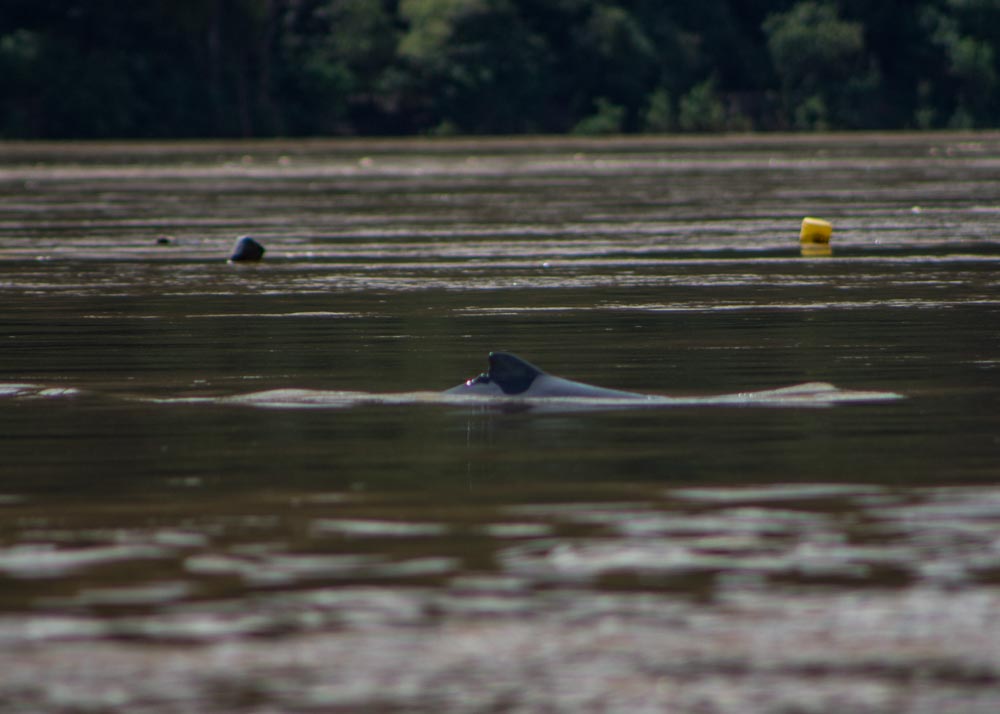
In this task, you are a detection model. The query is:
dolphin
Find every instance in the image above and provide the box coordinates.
[129,350,903,409]
[444,352,649,400]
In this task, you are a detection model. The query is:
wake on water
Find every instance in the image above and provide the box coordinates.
[0,382,904,410]
[213,382,904,410]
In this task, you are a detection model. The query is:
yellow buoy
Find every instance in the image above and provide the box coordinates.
[800,217,833,244]
[800,242,833,257]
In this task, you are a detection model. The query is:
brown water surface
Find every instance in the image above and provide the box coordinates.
[1,133,999,712]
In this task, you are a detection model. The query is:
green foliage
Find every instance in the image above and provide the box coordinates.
[398,0,479,62]
[762,1,882,129]
[395,0,556,134]
[275,0,400,134]
[642,88,674,133]
[922,2,999,127]
[0,29,43,135]
[0,0,998,137]
[678,77,728,132]
[764,2,865,85]
[572,97,626,135]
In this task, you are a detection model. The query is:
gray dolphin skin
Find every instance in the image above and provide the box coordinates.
[444,352,648,399]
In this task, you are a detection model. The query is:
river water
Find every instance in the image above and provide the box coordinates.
[1,133,999,712]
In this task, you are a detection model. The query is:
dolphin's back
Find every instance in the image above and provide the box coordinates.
[445,352,646,399]
[528,374,645,399]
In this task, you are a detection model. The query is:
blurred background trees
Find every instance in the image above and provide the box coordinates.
[1,0,997,138]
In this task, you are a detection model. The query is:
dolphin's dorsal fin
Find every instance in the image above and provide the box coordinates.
[487,352,545,395]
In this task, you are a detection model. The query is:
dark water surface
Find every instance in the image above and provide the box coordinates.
[1,134,999,712]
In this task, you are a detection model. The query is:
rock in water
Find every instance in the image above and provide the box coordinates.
[230,236,266,262]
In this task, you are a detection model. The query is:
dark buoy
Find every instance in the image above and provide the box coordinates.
[155,235,173,245]
[230,235,265,262]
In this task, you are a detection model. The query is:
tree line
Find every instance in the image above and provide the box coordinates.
[1,0,998,139]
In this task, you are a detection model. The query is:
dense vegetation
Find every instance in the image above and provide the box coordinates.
[2,0,998,138]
